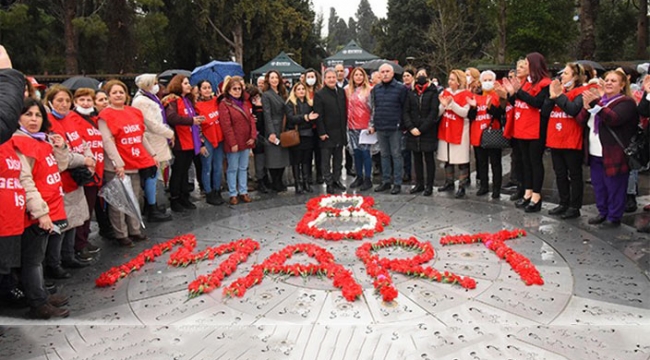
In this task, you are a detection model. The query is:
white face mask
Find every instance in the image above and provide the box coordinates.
[151,84,160,94]
[466,76,472,85]
[76,106,94,115]
[481,81,494,91]
[432,81,439,87]
[306,78,316,86]
[563,80,574,89]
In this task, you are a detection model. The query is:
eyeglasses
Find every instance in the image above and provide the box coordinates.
[231,87,242,91]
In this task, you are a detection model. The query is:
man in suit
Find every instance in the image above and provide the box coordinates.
[314,68,348,194]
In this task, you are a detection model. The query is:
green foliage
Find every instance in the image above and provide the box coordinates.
[505,0,577,62]
[375,0,433,64]
[595,0,637,61]
[355,0,377,51]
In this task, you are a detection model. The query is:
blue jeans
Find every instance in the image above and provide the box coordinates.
[353,148,372,179]
[377,130,403,185]
[627,169,638,195]
[226,149,250,197]
[201,141,224,193]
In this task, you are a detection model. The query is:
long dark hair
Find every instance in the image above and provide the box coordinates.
[21,97,51,132]
[526,52,549,84]
[263,70,288,99]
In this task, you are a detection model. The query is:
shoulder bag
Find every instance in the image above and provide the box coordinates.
[480,118,510,149]
[279,106,300,148]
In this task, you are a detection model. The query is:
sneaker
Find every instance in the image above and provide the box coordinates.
[75,247,94,262]
[62,258,91,269]
[85,243,101,254]
[44,266,71,280]
[28,303,69,319]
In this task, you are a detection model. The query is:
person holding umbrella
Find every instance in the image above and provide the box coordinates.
[98,80,157,247]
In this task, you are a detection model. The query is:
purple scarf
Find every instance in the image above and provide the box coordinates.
[230,96,244,110]
[182,96,202,155]
[594,93,623,135]
[141,90,167,125]
[20,126,47,141]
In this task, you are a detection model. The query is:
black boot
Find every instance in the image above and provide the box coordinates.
[293,165,304,194]
[360,177,373,191]
[206,191,224,205]
[170,198,185,212]
[257,180,269,194]
[146,203,172,222]
[301,164,312,193]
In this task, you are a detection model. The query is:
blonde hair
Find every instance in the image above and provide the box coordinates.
[605,70,632,97]
[347,67,371,97]
[287,82,311,107]
[135,74,157,92]
[102,79,131,104]
[449,69,467,89]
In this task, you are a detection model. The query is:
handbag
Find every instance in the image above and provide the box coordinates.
[68,167,97,186]
[279,111,300,148]
[480,119,510,149]
[604,123,650,170]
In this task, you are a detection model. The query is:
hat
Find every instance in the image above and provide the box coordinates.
[27,76,46,89]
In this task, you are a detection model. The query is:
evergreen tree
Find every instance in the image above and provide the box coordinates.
[355,0,378,51]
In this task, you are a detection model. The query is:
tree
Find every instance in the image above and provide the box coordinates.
[374,0,433,64]
[637,0,648,59]
[355,0,377,51]
[595,0,637,61]
[327,7,340,52]
[578,0,598,60]
[348,17,358,42]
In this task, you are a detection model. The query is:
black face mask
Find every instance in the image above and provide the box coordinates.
[416,76,428,86]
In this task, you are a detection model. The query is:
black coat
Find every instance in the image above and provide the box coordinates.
[252,104,265,154]
[402,84,439,152]
[0,69,24,145]
[314,86,347,148]
[285,99,315,137]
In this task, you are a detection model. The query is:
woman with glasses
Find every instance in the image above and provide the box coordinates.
[219,77,256,205]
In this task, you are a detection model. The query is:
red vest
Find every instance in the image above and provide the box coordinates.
[0,141,26,236]
[49,113,85,193]
[195,99,223,147]
[69,111,105,185]
[503,103,515,139]
[12,135,67,227]
[513,78,551,140]
[438,89,470,145]
[546,86,589,150]
[174,98,198,151]
[469,94,501,146]
[100,107,156,170]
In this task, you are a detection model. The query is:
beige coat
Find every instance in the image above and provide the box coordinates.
[132,93,174,162]
[62,146,91,229]
[437,100,471,164]
[14,130,70,221]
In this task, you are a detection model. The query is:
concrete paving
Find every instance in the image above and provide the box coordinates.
[1,151,649,360]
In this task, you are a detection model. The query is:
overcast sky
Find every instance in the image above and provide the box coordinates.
[312,0,388,35]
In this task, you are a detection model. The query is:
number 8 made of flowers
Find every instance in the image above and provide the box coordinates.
[295,194,391,241]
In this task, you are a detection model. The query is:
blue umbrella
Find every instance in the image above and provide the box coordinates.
[190,61,244,94]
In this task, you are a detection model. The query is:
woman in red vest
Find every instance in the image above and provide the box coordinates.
[502,52,552,212]
[12,98,70,319]
[546,63,591,219]
[163,75,204,212]
[194,80,225,206]
[43,85,96,278]
[468,70,504,199]
[69,88,104,260]
[437,69,472,198]
[99,80,157,247]
[219,76,256,205]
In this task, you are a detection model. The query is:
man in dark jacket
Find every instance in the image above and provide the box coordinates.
[369,63,408,194]
[0,45,23,145]
[315,68,348,194]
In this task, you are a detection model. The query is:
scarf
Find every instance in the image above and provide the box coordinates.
[20,127,47,141]
[594,93,623,135]
[141,90,167,125]
[414,82,430,96]
[182,96,202,155]
[230,96,244,110]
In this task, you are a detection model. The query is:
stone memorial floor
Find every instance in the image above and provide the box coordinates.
[0,188,649,360]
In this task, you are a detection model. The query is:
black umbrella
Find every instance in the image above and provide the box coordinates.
[362,59,404,75]
[158,69,192,84]
[576,60,605,72]
[61,76,100,91]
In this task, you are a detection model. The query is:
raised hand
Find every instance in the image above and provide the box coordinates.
[494,81,508,99]
[549,79,563,99]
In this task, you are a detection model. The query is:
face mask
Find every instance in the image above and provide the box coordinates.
[527,76,532,83]
[563,80,574,89]
[151,84,160,94]
[432,81,439,87]
[416,76,428,86]
[48,101,68,119]
[76,106,94,115]
[481,81,494,91]
[466,76,472,85]
[306,78,316,86]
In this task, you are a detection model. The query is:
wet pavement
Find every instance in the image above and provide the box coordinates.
[0,151,649,360]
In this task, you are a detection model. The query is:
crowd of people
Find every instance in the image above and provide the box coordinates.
[0,45,649,322]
